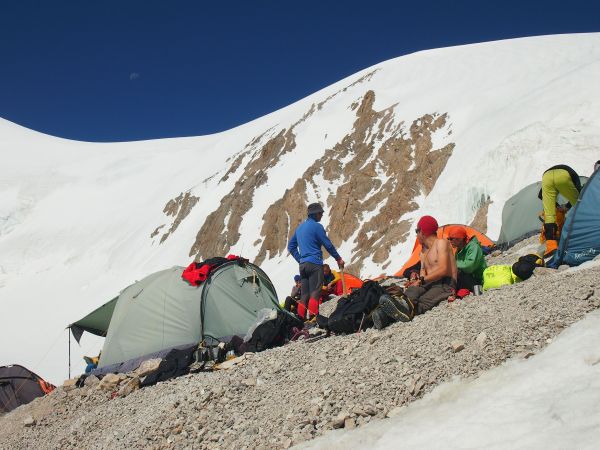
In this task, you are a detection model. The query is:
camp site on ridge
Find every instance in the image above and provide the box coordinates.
[1,32,600,449]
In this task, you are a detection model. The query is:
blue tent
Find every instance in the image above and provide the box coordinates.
[552,169,600,267]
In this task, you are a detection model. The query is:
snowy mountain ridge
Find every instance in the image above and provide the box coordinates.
[1,33,600,383]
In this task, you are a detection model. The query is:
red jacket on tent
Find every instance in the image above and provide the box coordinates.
[182,255,246,286]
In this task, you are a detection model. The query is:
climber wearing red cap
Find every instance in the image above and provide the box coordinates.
[400,216,457,315]
[447,226,487,292]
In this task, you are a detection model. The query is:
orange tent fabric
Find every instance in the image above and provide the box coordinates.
[333,272,363,296]
[394,224,494,277]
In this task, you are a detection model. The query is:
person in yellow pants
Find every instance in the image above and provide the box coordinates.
[539,164,582,256]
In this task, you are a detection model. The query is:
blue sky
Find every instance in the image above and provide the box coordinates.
[1,1,598,142]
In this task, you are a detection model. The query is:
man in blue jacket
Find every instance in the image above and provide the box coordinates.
[288,202,345,320]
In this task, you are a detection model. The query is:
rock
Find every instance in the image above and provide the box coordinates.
[352,406,367,417]
[558,265,570,271]
[414,380,425,395]
[282,438,293,449]
[23,416,36,427]
[534,267,556,277]
[134,358,162,377]
[332,411,350,429]
[451,341,465,353]
[369,335,381,345]
[387,407,403,418]
[309,405,321,417]
[575,289,594,301]
[475,332,487,349]
[344,418,356,429]
[406,377,425,395]
[75,385,90,397]
[363,405,378,416]
[310,396,324,405]
[84,375,100,387]
[118,376,141,397]
[62,377,79,391]
[241,378,257,387]
[218,355,247,370]
[98,373,123,391]
[491,250,502,257]
[215,356,245,370]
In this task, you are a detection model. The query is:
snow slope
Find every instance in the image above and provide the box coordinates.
[1,33,600,383]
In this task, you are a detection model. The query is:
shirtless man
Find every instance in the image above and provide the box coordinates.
[405,215,457,314]
[372,215,457,329]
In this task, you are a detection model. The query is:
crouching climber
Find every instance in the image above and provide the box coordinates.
[447,226,487,292]
[283,274,302,315]
[83,354,100,374]
[322,263,341,299]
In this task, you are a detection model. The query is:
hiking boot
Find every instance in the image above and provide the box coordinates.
[543,222,558,241]
[379,294,415,323]
[543,223,559,257]
[371,307,391,330]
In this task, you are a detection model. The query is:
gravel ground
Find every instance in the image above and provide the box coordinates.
[486,235,547,265]
[2,240,599,450]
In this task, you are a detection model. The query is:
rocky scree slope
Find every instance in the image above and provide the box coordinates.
[1,253,599,449]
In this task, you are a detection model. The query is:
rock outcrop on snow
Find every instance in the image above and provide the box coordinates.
[2,245,599,449]
[183,89,454,275]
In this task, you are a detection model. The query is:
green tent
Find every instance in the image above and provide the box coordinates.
[71,262,282,368]
[70,297,118,343]
[496,176,588,247]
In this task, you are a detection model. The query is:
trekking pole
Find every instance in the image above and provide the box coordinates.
[357,313,366,333]
[341,268,348,297]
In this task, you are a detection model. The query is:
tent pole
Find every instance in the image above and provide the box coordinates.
[68,327,71,379]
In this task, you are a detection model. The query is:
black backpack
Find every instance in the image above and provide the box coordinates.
[512,253,544,281]
[241,310,303,353]
[325,280,385,334]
